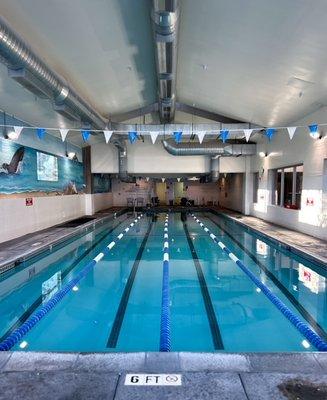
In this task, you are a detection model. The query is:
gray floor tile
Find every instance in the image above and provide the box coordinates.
[3,352,78,372]
[115,372,247,400]
[75,352,146,372]
[144,352,181,372]
[179,352,250,372]
[314,353,327,372]
[0,371,119,400]
[241,372,327,400]
[0,353,11,370]
[248,353,323,373]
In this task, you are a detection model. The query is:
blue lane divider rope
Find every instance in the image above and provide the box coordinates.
[159,213,171,352]
[0,214,144,351]
[191,214,327,352]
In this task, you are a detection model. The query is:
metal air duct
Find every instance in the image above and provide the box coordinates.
[113,139,136,183]
[0,16,106,129]
[162,139,256,156]
[151,0,179,123]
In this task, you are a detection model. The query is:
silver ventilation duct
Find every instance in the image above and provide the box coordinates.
[210,157,220,182]
[151,0,179,123]
[0,17,106,129]
[162,139,256,156]
[113,139,136,183]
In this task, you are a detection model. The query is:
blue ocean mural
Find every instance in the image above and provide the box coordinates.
[93,174,111,193]
[0,138,84,194]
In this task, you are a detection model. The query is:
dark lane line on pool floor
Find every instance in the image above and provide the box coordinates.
[106,221,154,348]
[183,221,224,350]
[205,214,327,341]
[0,215,130,343]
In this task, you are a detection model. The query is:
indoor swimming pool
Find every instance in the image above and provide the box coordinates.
[0,211,326,353]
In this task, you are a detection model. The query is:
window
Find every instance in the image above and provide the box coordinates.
[271,164,303,209]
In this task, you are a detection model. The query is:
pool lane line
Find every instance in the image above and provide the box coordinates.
[160,213,171,352]
[0,214,144,351]
[0,215,130,343]
[205,214,327,342]
[107,220,154,348]
[191,214,327,352]
[183,221,224,350]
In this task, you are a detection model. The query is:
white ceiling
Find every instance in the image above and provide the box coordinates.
[1,0,327,132]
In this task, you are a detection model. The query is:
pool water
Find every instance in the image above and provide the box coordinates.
[0,211,326,352]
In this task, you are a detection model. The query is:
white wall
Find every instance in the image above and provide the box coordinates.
[0,194,86,243]
[91,142,118,173]
[185,181,219,205]
[127,138,210,174]
[218,173,244,212]
[251,106,327,240]
[84,193,113,215]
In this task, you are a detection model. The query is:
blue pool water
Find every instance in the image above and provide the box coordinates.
[0,211,326,352]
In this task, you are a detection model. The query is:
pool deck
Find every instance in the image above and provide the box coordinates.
[0,352,326,399]
[211,208,327,266]
[0,207,127,274]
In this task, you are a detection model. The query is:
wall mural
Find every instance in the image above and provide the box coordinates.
[93,173,111,193]
[0,138,84,195]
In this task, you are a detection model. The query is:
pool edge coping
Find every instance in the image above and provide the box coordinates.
[0,351,326,374]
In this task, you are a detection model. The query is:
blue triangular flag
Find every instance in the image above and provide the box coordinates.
[173,131,182,143]
[37,128,46,139]
[265,128,275,141]
[220,130,229,143]
[81,130,90,142]
[128,131,138,144]
[308,124,320,139]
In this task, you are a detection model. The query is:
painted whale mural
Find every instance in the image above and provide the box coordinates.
[0,138,84,195]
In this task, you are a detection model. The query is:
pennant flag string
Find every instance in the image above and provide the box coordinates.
[265,128,276,141]
[81,130,90,142]
[173,131,182,143]
[37,128,46,140]
[220,129,229,143]
[150,131,159,144]
[287,126,296,140]
[59,128,69,142]
[13,126,23,139]
[243,129,253,142]
[0,123,324,140]
[196,131,206,144]
[103,130,113,144]
[128,131,138,144]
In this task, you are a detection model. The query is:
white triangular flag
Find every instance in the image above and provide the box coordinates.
[287,126,296,140]
[150,131,159,144]
[103,130,113,144]
[196,131,206,144]
[13,126,24,138]
[59,128,69,142]
[243,129,253,142]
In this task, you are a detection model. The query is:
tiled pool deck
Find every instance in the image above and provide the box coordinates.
[0,352,326,399]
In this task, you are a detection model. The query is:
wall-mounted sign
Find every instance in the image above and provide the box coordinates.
[25,197,33,206]
[306,197,314,206]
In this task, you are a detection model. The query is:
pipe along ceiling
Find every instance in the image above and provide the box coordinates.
[0,16,107,129]
[151,0,179,123]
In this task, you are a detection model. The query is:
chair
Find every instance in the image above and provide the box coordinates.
[127,197,134,207]
[136,197,144,206]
